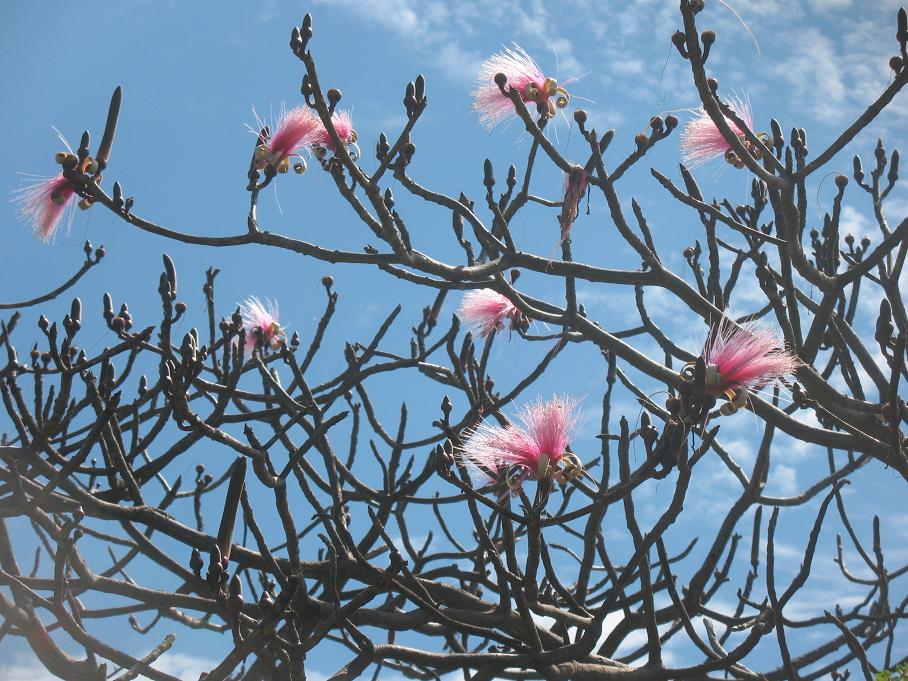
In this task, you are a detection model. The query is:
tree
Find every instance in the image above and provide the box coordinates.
[1,1,907,679]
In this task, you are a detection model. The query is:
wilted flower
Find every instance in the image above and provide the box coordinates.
[457,289,526,338]
[680,94,765,169]
[253,106,320,174]
[313,110,360,161]
[461,395,583,494]
[12,174,77,242]
[559,165,590,240]
[239,297,285,352]
[471,44,571,130]
[682,316,799,415]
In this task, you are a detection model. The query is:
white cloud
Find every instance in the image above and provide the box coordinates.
[0,658,58,681]
[839,204,873,241]
[718,436,757,466]
[808,0,853,10]
[770,28,846,125]
[314,0,586,87]
[320,0,421,36]
[771,463,798,495]
[0,653,218,681]
[156,653,221,678]
[434,43,484,83]
[785,589,866,620]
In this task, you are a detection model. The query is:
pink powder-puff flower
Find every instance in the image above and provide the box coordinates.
[457,289,526,338]
[559,165,590,240]
[680,94,766,169]
[12,174,77,242]
[253,106,320,174]
[239,297,285,352]
[312,110,360,161]
[461,395,583,494]
[471,44,571,130]
[683,316,799,414]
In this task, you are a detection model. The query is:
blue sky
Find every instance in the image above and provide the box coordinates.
[2,1,908,678]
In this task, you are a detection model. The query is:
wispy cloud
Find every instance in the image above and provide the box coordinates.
[314,0,907,142]
[312,0,586,85]
[0,653,219,681]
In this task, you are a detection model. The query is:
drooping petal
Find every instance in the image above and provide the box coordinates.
[559,165,590,240]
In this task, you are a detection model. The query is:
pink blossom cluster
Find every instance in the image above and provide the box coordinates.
[253,107,359,174]
[239,297,285,352]
[680,95,764,169]
[471,45,571,130]
[12,175,77,242]
[461,395,582,494]
[457,289,525,338]
[685,316,799,415]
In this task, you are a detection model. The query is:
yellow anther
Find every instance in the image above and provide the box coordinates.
[719,388,748,416]
[557,451,583,484]
[252,145,272,170]
[719,401,738,416]
[555,87,570,108]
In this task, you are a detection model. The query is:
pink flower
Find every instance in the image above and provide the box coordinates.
[471,45,571,130]
[239,297,285,352]
[462,395,582,493]
[680,94,764,169]
[313,110,360,161]
[559,165,590,240]
[690,316,799,400]
[12,174,77,242]
[457,290,525,338]
[253,106,320,174]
